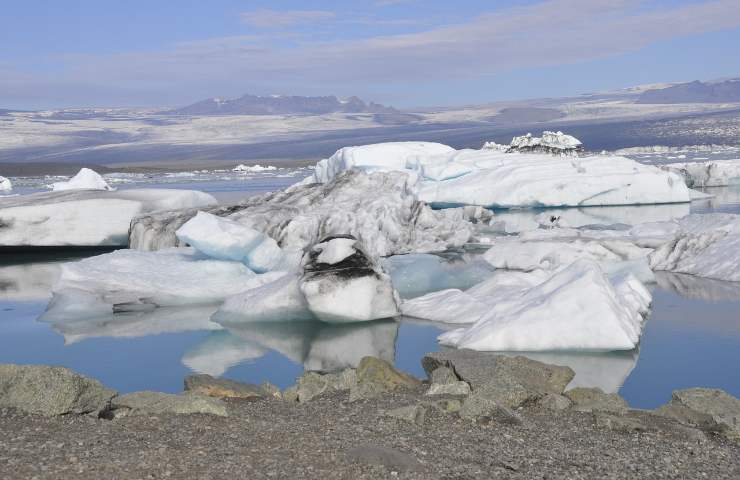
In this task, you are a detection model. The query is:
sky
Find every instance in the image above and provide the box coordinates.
[2,0,740,109]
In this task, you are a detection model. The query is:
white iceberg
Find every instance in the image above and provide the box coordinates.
[508,131,583,155]
[176,211,284,273]
[233,164,278,172]
[416,260,650,351]
[0,189,217,247]
[51,168,114,191]
[662,159,740,187]
[42,248,283,322]
[649,213,740,282]
[310,142,690,208]
[130,170,482,258]
[0,176,11,192]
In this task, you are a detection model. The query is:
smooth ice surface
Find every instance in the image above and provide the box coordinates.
[0,189,217,246]
[176,211,283,273]
[0,176,11,192]
[130,170,478,258]
[41,248,282,322]
[662,159,740,187]
[51,168,114,191]
[433,260,650,351]
[310,142,690,208]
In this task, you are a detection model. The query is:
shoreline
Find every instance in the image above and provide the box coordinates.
[1,353,738,479]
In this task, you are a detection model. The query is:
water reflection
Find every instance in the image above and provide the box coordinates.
[655,271,740,302]
[182,331,267,377]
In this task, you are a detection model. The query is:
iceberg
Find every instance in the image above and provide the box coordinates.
[300,236,400,323]
[176,211,284,273]
[0,189,217,247]
[407,260,650,351]
[51,168,114,191]
[662,159,740,187]
[0,176,11,192]
[309,142,690,208]
[233,164,277,172]
[507,131,583,155]
[130,170,483,258]
[42,248,283,322]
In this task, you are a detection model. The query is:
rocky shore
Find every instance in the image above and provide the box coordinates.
[1,352,739,479]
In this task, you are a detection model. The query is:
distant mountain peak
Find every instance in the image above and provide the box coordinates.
[167,94,397,116]
[636,79,740,104]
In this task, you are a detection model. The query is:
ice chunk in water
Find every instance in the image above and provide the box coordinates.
[51,168,113,191]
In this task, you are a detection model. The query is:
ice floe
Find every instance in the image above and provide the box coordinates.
[0,176,11,192]
[661,159,740,187]
[310,142,690,208]
[233,164,278,172]
[0,189,217,247]
[51,168,114,191]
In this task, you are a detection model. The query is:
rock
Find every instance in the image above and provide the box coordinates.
[282,386,299,403]
[260,382,282,399]
[422,350,574,394]
[109,391,228,418]
[297,369,357,402]
[383,404,426,425]
[426,381,471,396]
[460,393,522,425]
[596,411,707,443]
[349,357,420,402]
[656,388,740,440]
[536,393,572,412]
[429,366,458,385]
[0,364,116,416]
[474,378,538,409]
[426,398,463,414]
[345,445,423,472]
[183,374,264,399]
[565,387,628,414]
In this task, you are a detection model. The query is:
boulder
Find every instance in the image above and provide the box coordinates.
[383,404,427,425]
[282,386,299,403]
[429,366,459,385]
[109,391,228,418]
[459,392,522,425]
[565,387,628,414]
[656,388,740,441]
[0,364,116,416]
[184,374,264,399]
[422,350,574,394]
[349,357,421,402]
[426,381,471,396]
[536,393,572,412]
[297,369,357,402]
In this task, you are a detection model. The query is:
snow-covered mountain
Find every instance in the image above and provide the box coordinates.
[168,94,397,116]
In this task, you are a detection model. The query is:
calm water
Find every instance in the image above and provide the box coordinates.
[1,180,740,409]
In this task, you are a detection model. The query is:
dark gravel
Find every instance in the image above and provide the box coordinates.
[1,387,738,479]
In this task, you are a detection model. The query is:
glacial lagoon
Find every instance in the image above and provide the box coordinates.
[1,176,740,409]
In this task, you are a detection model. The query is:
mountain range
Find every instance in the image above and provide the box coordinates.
[168,94,397,116]
[637,79,740,104]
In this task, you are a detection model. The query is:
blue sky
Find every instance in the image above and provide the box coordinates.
[2,0,740,109]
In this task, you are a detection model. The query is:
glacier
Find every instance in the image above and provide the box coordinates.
[0,189,217,247]
[51,168,114,191]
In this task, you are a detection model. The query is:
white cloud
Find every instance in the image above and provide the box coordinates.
[240,9,336,28]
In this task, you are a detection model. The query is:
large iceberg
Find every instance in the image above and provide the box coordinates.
[661,159,740,187]
[405,260,651,352]
[51,168,114,191]
[309,142,690,208]
[0,189,217,247]
[506,131,583,155]
[130,170,486,257]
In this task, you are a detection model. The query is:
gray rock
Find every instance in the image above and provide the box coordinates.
[345,445,423,472]
[565,387,628,414]
[260,382,282,399]
[460,393,522,425]
[0,364,116,416]
[425,398,463,414]
[109,391,228,418]
[184,374,264,399]
[474,377,538,409]
[425,381,471,396]
[297,369,357,403]
[596,411,707,443]
[422,350,574,394]
[429,366,458,385]
[656,388,740,440]
[536,393,572,412]
[383,404,426,425]
[349,357,420,402]
[282,386,299,403]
